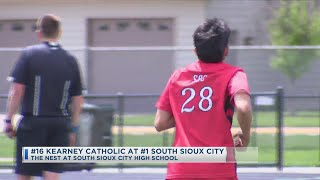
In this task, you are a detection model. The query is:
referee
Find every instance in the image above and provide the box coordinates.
[3,14,83,180]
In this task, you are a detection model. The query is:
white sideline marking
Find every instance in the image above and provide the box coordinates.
[0,167,320,174]
[0,158,14,162]
[237,167,320,174]
[92,168,166,174]
[0,169,13,173]
[90,167,320,174]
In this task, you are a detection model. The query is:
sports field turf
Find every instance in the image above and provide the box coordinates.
[116,111,320,127]
[1,111,319,167]
[1,169,320,180]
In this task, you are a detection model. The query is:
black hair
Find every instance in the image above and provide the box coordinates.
[193,18,231,63]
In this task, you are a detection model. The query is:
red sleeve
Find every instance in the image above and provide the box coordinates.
[156,77,173,113]
[228,71,250,105]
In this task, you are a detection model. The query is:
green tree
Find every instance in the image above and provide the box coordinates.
[269,0,320,83]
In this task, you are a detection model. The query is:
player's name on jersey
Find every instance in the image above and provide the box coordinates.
[193,74,208,82]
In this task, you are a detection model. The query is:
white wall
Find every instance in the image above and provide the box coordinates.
[207,0,275,45]
[0,0,207,84]
[206,0,320,97]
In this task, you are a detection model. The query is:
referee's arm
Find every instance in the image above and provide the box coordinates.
[69,93,83,146]
[6,83,25,120]
[4,50,28,138]
[69,92,83,147]
[6,50,28,121]
[71,95,83,128]
[69,58,84,145]
[4,83,25,138]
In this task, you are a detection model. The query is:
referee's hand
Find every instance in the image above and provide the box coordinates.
[4,122,15,138]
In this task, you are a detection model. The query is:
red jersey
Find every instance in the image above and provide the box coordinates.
[156,61,249,179]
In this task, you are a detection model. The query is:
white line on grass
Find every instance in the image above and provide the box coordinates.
[0,167,320,174]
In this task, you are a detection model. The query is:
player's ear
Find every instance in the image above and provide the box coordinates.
[57,27,62,39]
[36,30,42,41]
[194,48,198,55]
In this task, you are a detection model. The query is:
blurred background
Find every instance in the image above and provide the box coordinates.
[0,0,319,170]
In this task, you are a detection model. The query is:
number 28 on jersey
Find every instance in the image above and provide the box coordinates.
[181,75,213,113]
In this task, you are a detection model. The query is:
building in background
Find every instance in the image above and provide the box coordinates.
[0,0,206,95]
[207,0,320,98]
[0,0,319,100]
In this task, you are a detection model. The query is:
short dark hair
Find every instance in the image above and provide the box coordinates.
[36,14,61,39]
[193,18,231,63]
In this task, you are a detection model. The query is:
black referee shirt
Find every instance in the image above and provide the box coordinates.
[9,42,83,117]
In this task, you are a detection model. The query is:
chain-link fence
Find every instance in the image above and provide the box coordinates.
[0,88,283,169]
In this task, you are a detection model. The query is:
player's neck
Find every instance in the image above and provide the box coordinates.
[40,38,59,44]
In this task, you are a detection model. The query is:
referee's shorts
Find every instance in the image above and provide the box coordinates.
[15,116,72,176]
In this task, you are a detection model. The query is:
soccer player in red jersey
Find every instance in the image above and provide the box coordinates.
[154,18,252,180]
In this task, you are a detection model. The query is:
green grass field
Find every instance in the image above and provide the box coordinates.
[1,111,318,167]
[115,111,319,127]
[1,133,319,167]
